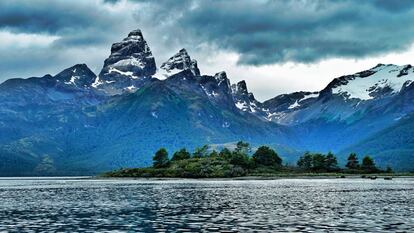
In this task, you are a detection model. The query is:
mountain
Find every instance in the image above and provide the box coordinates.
[340,113,414,171]
[260,64,414,152]
[159,48,200,76]
[264,64,414,124]
[93,29,156,95]
[0,29,413,175]
[0,29,294,176]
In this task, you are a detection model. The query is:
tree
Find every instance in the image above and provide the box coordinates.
[361,156,377,173]
[209,150,219,158]
[346,153,359,169]
[193,145,209,158]
[297,152,313,170]
[325,152,339,172]
[235,141,250,154]
[228,151,250,169]
[253,146,282,167]
[386,166,393,173]
[153,148,169,168]
[219,148,232,160]
[311,153,326,171]
[171,148,191,161]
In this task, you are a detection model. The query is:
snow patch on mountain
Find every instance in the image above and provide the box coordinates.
[153,68,183,80]
[265,111,287,122]
[201,84,219,98]
[111,57,146,69]
[91,77,103,88]
[288,100,300,109]
[64,76,79,85]
[332,64,414,100]
[287,92,319,109]
[301,92,319,101]
[235,101,248,111]
[108,67,137,79]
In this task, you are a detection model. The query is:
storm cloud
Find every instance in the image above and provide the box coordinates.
[1,0,414,81]
[166,0,414,65]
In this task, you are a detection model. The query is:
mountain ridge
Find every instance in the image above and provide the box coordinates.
[0,29,413,175]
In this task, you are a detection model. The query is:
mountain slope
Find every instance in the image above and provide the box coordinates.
[261,64,414,154]
[339,113,414,171]
[40,78,291,174]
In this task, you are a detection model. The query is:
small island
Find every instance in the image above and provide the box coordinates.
[104,141,396,178]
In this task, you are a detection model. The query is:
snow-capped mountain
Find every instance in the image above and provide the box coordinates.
[263,64,414,125]
[94,29,156,95]
[0,28,413,175]
[325,64,414,100]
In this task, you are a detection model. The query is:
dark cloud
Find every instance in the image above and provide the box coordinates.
[373,0,414,12]
[167,0,414,65]
[0,0,131,44]
[0,0,133,80]
[123,0,414,65]
[1,0,414,81]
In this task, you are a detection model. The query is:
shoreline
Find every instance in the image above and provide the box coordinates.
[99,173,414,181]
[1,173,413,181]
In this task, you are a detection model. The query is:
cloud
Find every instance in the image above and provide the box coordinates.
[0,31,59,48]
[0,0,138,79]
[147,0,414,65]
[1,0,414,83]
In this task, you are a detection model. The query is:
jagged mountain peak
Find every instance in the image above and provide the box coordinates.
[54,64,96,88]
[103,29,155,71]
[94,29,156,95]
[214,71,231,88]
[160,48,200,76]
[127,29,143,38]
[231,80,249,96]
[229,79,264,115]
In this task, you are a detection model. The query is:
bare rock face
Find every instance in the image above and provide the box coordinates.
[94,29,156,95]
[160,48,200,76]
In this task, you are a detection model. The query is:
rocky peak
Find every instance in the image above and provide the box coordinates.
[127,29,144,38]
[54,64,96,88]
[230,80,264,115]
[231,80,249,96]
[214,72,231,90]
[100,29,156,77]
[94,29,156,95]
[160,48,200,76]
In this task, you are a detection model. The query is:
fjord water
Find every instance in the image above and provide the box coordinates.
[0,178,413,232]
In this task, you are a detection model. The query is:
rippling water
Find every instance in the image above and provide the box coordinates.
[0,178,413,232]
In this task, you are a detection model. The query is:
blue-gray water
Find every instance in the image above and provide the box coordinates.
[0,178,413,232]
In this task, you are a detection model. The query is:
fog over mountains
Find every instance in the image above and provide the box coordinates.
[1,29,413,175]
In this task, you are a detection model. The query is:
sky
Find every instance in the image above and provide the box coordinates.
[1,0,414,101]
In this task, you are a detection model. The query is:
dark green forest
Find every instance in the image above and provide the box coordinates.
[105,141,392,178]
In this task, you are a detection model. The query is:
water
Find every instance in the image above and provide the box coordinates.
[0,178,413,232]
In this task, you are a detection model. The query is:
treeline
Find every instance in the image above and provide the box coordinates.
[296,152,387,173]
[106,141,391,178]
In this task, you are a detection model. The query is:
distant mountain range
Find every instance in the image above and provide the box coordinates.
[1,29,413,175]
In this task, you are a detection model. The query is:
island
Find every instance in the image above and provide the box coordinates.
[103,141,400,178]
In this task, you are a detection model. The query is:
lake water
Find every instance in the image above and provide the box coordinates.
[0,178,413,232]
